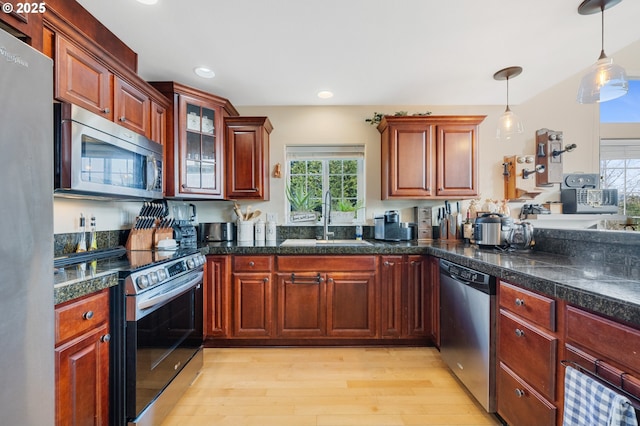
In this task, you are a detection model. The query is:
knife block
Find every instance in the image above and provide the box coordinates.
[126,228,154,251]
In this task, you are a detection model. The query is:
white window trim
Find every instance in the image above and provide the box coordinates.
[285,144,366,225]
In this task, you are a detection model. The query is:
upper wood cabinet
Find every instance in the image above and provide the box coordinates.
[0,1,43,50]
[224,117,273,200]
[51,32,169,145]
[55,34,113,119]
[151,82,239,199]
[378,115,485,199]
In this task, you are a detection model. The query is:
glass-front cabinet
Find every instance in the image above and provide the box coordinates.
[151,81,238,199]
[184,101,218,191]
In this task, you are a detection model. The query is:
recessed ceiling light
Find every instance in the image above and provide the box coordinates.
[194,66,215,79]
[136,0,158,4]
[317,90,334,99]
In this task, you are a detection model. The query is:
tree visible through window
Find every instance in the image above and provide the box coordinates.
[286,145,365,223]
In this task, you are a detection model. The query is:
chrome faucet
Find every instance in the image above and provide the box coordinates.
[323,190,334,240]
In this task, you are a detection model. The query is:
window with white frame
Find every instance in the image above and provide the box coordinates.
[285,145,365,223]
[599,78,640,217]
[600,139,640,216]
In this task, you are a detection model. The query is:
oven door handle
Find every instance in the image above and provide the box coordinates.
[137,271,203,312]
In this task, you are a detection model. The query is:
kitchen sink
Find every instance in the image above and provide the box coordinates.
[280,239,373,247]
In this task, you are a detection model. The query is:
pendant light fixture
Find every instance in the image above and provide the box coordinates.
[493,66,524,141]
[576,0,628,103]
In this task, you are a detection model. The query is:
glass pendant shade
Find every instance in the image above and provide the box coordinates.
[577,55,628,103]
[496,107,524,141]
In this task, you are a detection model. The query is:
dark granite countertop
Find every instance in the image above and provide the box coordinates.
[206,239,640,328]
[53,237,640,328]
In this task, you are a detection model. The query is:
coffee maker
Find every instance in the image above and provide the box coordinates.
[172,203,197,247]
[374,210,416,241]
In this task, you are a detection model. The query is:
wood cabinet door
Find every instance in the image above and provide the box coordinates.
[150,100,167,146]
[55,323,110,426]
[232,272,273,337]
[382,122,434,199]
[225,117,272,200]
[406,255,430,337]
[326,272,377,337]
[276,272,326,337]
[176,95,224,197]
[114,77,150,138]
[379,256,403,337]
[205,256,230,338]
[435,124,478,197]
[55,35,113,119]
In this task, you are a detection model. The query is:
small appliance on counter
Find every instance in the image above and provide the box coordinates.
[172,203,198,247]
[374,210,416,241]
[560,173,618,214]
[473,213,513,248]
[199,222,236,242]
[506,221,535,250]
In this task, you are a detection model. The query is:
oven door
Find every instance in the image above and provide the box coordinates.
[125,271,203,420]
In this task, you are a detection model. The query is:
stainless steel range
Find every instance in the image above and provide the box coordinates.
[110,248,206,426]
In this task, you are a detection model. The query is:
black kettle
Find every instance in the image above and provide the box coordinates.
[507,221,534,250]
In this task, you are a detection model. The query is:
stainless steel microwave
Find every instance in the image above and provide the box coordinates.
[54,103,163,199]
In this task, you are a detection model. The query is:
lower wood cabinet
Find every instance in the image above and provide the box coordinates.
[204,254,436,343]
[276,255,377,338]
[497,280,559,426]
[54,289,110,426]
[379,255,431,339]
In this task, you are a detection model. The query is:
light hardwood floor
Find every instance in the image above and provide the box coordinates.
[162,347,501,426]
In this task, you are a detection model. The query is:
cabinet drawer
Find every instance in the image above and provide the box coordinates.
[55,290,109,346]
[499,309,558,400]
[233,255,273,272]
[277,255,376,272]
[498,362,557,426]
[566,305,640,373]
[499,281,556,331]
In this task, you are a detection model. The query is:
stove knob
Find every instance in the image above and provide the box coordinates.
[136,275,150,289]
[186,258,196,269]
[149,271,159,285]
[199,254,206,265]
[157,269,167,281]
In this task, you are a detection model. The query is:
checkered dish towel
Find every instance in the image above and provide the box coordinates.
[563,366,638,426]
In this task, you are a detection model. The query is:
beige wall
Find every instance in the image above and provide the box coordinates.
[53,40,640,233]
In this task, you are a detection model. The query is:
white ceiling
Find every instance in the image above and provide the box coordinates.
[76,0,640,107]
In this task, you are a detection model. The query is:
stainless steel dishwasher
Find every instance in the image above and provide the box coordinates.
[439,259,496,413]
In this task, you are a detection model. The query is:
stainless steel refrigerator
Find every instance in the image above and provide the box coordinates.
[0,28,55,425]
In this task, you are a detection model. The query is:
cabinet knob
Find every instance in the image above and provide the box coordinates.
[383,261,390,267]
[249,261,255,267]
[438,187,443,191]
[83,311,94,320]
[119,117,126,122]
[515,388,525,398]
[102,108,110,114]
[263,277,269,283]
[101,334,111,343]
[515,298,525,306]
[515,328,525,337]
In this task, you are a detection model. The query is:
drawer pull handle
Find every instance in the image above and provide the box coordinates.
[515,328,525,337]
[249,261,255,267]
[83,311,94,320]
[291,273,322,284]
[100,334,111,343]
[515,298,525,306]
[515,388,525,398]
